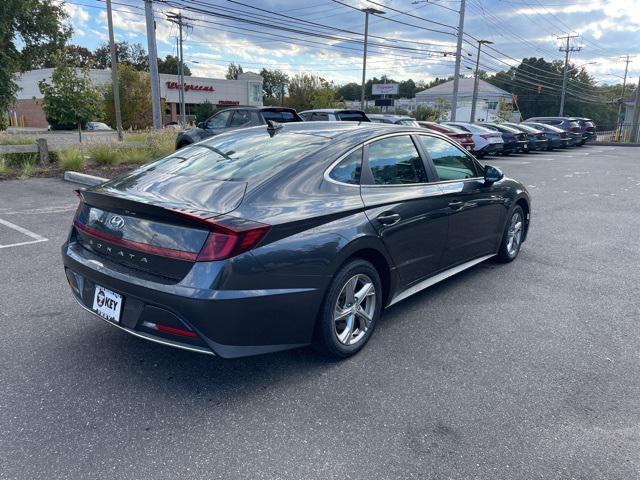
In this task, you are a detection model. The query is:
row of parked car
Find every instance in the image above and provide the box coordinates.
[174,106,596,157]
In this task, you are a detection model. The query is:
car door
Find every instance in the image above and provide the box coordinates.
[360,133,450,286]
[416,134,507,267]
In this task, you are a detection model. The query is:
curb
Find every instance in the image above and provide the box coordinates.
[593,142,640,147]
[63,171,108,186]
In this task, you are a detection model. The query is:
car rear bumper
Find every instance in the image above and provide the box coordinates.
[476,143,502,155]
[62,241,324,358]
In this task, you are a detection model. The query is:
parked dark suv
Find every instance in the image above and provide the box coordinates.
[175,107,303,149]
[63,122,530,359]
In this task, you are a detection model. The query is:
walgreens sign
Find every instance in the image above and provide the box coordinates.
[165,81,215,92]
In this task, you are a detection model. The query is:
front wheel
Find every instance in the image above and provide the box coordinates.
[314,259,382,359]
[496,206,525,262]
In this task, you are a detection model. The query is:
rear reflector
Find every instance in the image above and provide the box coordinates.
[142,321,198,338]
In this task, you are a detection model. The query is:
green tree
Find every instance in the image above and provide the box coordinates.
[225,63,243,80]
[260,68,289,100]
[0,0,70,130]
[103,64,152,130]
[337,82,360,101]
[194,101,215,123]
[285,74,341,111]
[157,54,191,76]
[38,62,103,140]
[94,41,148,71]
[399,79,417,98]
[415,105,437,121]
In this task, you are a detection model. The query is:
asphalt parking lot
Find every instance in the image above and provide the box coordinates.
[1,145,639,479]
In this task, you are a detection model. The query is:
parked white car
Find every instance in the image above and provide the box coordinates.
[442,122,504,158]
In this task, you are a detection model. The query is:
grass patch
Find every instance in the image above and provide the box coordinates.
[0,157,9,176]
[3,152,38,168]
[58,147,85,171]
[146,131,177,158]
[120,146,152,165]
[87,144,120,166]
[125,131,149,143]
[0,134,35,145]
[18,159,37,179]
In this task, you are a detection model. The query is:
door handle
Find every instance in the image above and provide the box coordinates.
[448,201,464,210]
[376,212,401,226]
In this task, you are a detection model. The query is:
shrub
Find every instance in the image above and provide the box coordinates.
[0,157,9,176]
[0,134,35,145]
[58,147,85,171]
[87,144,120,166]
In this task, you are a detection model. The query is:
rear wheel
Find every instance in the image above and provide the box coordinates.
[496,206,525,262]
[314,259,382,359]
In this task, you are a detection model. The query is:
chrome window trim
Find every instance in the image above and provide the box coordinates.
[323,130,487,188]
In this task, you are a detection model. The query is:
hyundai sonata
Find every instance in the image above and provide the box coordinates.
[62,122,530,359]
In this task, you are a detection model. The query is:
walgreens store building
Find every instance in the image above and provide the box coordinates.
[10,69,264,128]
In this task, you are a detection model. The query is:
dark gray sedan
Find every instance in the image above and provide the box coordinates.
[63,122,530,359]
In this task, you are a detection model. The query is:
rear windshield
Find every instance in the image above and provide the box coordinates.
[261,110,299,123]
[336,111,369,122]
[144,129,327,181]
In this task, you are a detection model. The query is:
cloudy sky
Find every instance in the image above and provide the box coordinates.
[62,0,640,86]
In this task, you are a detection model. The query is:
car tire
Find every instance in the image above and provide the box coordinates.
[313,259,383,359]
[496,206,525,263]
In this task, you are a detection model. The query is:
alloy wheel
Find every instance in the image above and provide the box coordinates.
[333,274,376,346]
[506,211,523,257]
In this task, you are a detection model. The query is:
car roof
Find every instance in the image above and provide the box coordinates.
[299,109,366,114]
[367,114,413,120]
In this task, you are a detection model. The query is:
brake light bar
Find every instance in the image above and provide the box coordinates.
[73,219,199,261]
[141,321,198,338]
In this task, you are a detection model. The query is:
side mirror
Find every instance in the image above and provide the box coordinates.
[197,122,206,129]
[484,165,504,184]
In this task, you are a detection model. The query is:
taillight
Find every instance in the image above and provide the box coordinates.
[170,210,270,262]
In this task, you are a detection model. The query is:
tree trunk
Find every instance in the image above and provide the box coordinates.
[78,122,82,143]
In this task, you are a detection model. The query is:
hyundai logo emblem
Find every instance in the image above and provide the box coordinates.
[108,215,125,230]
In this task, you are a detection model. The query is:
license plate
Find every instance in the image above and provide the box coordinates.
[92,285,123,322]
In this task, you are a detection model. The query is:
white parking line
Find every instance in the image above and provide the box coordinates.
[0,218,48,249]
[0,205,77,215]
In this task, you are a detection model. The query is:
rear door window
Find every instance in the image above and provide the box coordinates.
[337,111,369,122]
[417,135,482,181]
[329,148,362,185]
[367,135,428,185]
[229,110,254,127]
[261,110,298,123]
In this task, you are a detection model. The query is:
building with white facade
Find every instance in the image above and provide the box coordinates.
[415,78,519,122]
[9,68,263,128]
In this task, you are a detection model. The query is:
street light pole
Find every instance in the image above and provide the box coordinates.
[144,0,162,129]
[450,0,466,121]
[470,39,493,122]
[106,0,123,140]
[360,7,385,111]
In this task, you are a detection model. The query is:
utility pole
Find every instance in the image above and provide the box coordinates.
[360,7,385,110]
[470,39,493,122]
[631,76,640,143]
[166,12,191,127]
[144,0,162,129]
[450,0,466,121]
[615,55,632,140]
[106,0,123,140]
[558,34,581,116]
